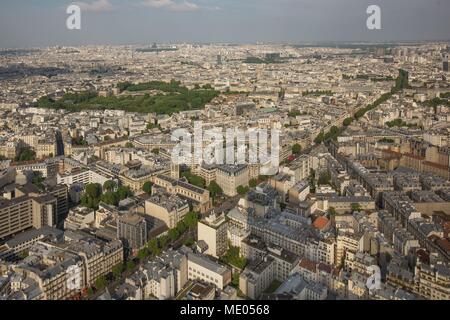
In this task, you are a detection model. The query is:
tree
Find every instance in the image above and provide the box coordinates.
[147,123,158,130]
[184,212,199,230]
[125,142,134,148]
[137,248,149,260]
[329,207,336,216]
[15,148,36,162]
[151,148,160,155]
[32,171,44,186]
[81,194,99,210]
[237,185,249,195]
[95,276,108,290]
[168,228,180,242]
[314,131,325,144]
[318,171,331,185]
[351,203,362,212]
[117,186,133,200]
[82,183,102,209]
[85,183,102,199]
[112,263,124,280]
[184,237,195,247]
[103,180,117,192]
[159,235,170,249]
[181,169,206,188]
[309,169,316,193]
[142,181,153,195]
[249,179,258,188]
[292,143,302,155]
[343,117,354,126]
[207,181,223,198]
[176,220,187,234]
[126,260,136,271]
[220,246,247,270]
[101,191,119,206]
[147,238,161,256]
[18,250,29,259]
[36,81,219,116]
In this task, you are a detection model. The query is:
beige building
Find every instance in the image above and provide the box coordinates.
[119,168,166,192]
[66,238,124,289]
[36,140,57,159]
[197,211,228,258]
[6,238,123,300]
[216,164,249,197]
[0,141,19,159]
[152,174,212,213]
[0,184,68,239]
[239,256,275,299]
[145,191,189,229]
[336,233,360,266]
[415,262,450,300]
[64,206,95,231]
[186,250,231,290]
[194,163,217,185]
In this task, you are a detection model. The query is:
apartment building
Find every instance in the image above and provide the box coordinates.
[66,238,124,288]
[239,256,275,299]
[145,190,189,229]
[2,237,123,300]
[241,185,278,217]
[0,184,67,239]
[0,141,19,159]
[194,163,217,185]
[120,167,166,192]
[336,233,361,265]
[36,140,57,159]
[57,168,111,188]
[415,261,450,300]
[184,248,231,290]
[10,159,58,179]
[124,248,188,300]
[0,226,63,262]
[152,174,212,213]
[216,164,249,197]
[7,242,85,300]
[197,211,227,259]
[117,213,148,252]
[64,206,95,231]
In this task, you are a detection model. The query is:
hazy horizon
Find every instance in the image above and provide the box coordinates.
[1,0,450,49]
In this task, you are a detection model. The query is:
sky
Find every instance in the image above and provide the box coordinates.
[0,0,449,48]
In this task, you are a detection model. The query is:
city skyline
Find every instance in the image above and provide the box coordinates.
[0,0,449,306]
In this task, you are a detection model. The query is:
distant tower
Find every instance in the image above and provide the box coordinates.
[171,163,180,179]
[216,55,222,66]
[443,54,449,72]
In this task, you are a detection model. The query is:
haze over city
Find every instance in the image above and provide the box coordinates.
[1,0,450,48]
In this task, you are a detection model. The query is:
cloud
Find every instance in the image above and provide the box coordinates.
[141,0,201,12]
[74,0,115,12]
